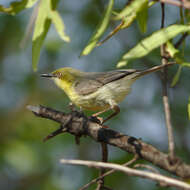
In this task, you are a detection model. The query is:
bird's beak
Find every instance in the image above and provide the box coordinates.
[40,73,55,78]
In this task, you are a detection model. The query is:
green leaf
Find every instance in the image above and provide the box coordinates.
[50,11,70,42]
[117,24,190,68]
[121,0,153,29]
[0,0,38,15]
[171,62,190,87]
[80,0,114,56]
[136,0,148,33]
[32,0,70,71]
[171,65,182,87]
[166,41,179,58]
[32,20,51,71]
[165,41,185,65]
[97,0,153,45]
[32,0,51,71]
[182,62,190,68]
[114,0,147,20]
[121,13,137,29]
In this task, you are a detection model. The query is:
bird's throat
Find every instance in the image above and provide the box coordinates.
[54,77,70,91]
[53,78,78,101]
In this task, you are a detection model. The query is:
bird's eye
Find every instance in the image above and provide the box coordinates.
[57,72,62,78]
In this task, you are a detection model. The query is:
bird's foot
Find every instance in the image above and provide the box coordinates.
[89,116,109,129]
[89,115,103,124]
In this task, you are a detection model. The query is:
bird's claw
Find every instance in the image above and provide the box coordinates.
[89,116,104,124]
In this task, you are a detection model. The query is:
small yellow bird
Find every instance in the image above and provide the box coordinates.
[41,63,174,123]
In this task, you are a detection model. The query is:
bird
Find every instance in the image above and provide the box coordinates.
[41,62,174,123]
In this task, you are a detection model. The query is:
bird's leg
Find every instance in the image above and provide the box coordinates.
[102,105,120,124]
[92,108,111,124]
[92,108,110,117]
[92,103,120,124]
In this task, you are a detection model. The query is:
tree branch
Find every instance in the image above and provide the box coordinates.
[160,2,175,161]
[96,143,108,190]
[60,159,190,190]
[27,105,190,179]
[175,32,188,48]
[156,0,190,9]
[79,156,138,190]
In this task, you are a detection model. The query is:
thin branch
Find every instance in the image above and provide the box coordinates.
[79,156,138,190]
[160,2,165,29]
[134,164,160,174]
[160,3,175,161]
[60,159,190,190]
[134,164,169,187]
[157,0,190,9]
[43,126,67,142]
[175,32,188,48]
[96,143,108,190]
[27,105,190,178]
[96,20,125,47]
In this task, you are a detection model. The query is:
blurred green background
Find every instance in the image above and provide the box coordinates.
[0,0,190,190]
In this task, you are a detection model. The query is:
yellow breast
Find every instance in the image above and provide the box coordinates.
[54,78,79,102]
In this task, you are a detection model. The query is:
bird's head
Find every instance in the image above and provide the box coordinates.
[41,67,81,91]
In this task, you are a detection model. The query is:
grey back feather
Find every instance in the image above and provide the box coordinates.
[74,70,137,95]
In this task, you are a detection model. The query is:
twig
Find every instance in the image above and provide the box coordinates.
[175,32,188,48]
[96,20,125,47]
[157,0,190,9]
[96,143,108,190]
[160,3,175,162]
[134,164,160,174]
[134,164,169,187]
[27,105,190,178]
[160,2,165,29]
[43,126,67,142]
[60,159,190,190]
[79,156,138,190]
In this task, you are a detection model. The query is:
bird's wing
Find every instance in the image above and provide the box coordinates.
[93,69,137,84]
[74,69,136,95]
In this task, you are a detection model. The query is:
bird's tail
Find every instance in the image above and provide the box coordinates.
[134,62,175,79]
